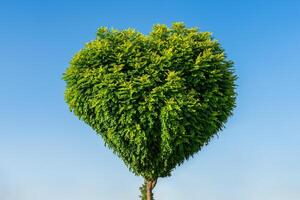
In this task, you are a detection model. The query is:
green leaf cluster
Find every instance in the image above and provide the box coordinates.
[63,22,237,180]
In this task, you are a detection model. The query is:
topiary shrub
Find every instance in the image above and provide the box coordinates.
[63,22,237,200]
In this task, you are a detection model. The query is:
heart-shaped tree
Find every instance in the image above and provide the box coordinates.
[63,22,236,200]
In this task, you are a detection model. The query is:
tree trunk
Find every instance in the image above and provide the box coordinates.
[146,179,157,200]
[146,181,152,200]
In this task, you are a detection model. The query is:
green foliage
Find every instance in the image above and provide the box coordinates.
[63,22,237,180]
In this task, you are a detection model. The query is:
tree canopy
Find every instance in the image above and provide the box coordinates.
[63,22,236,199]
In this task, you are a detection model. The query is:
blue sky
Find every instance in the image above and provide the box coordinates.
[0,0,300,199]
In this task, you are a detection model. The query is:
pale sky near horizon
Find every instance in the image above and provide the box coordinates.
[1,0,300,200]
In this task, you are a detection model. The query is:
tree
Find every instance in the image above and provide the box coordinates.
[63,22,237,200]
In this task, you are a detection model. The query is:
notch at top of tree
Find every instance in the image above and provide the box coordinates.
[63,22,237,200]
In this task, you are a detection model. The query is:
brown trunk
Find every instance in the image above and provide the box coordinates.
[146,179,157,200]
[146,181,151,200]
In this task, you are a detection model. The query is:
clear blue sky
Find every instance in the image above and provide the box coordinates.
[0,0,299,199]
